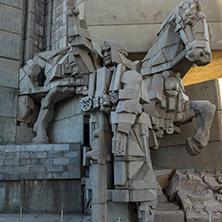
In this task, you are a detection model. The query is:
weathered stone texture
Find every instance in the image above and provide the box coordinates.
[85,0,222,52]
[151,141,222,170]
[0,180,82,213]
[0,4,23,34]
[0,143,81,180]
[0,117,17,144]
[0,58,19,88]
[0,0,23,9]
[0,87,17,118]
[0,31,22,60]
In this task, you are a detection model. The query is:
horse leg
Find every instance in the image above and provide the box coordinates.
[32,85,75,143]
[184,100,216,156]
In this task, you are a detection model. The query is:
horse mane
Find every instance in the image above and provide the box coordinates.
[157,7,178,36]
[157,0,202,36]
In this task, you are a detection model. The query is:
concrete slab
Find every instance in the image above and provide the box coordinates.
[0,4,23,34]
[85,0,222,26]
[151,141,222,171]
[0,214,87,222]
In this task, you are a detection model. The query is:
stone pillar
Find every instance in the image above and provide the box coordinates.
[51,0,68,49]
[0,0,24,144]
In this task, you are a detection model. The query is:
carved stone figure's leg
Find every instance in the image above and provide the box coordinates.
[184,100,216,155]
[32,85,75,143]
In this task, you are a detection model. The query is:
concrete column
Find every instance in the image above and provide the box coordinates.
[0,0,24,144]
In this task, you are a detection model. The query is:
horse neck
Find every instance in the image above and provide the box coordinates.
[143,23,181,65]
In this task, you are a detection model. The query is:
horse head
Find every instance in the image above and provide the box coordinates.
[174,0,212,66]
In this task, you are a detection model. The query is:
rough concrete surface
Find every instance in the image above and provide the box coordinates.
[0,214,86,222]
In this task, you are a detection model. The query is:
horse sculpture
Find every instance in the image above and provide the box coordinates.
[141,0,216,156]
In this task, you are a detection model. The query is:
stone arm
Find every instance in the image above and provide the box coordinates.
[111,70,149,156]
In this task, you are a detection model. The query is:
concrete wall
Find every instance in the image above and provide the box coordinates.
[84,0,222,53]
[0,0,24,144]
[48,97,84,144]
[151,79,222,170]
[0,143,83,213]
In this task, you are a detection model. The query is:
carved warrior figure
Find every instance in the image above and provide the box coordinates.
[141,0,216,156]
[83,40,160,222]
[17,0,216,222]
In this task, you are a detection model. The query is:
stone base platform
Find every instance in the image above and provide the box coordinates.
[0,143,83,214]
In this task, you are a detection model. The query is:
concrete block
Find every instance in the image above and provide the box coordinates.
[70,143,81,151]
[129,189,157,202]
[4,145,20,152]
[46,151,63,158]
[53,158,69,165]
[64,151,79,158]
[0,30,21,59]
[0,0,24,9]
[4,159,19,166]
[53,144,70,151]
[19,152,30,158]
[0,4,23,34]
[185,79,222,110]
[5,152,17,159]
[29,166,46,173]
[128,162,143,179]
[47,165,63,173]
[17,166,29,174]
[0,166,13,173]
[112,190,129,202]
[52,172,63,179]
[36,144,54,152]
[0,87,17,117]
[20,144,38,152]
[48,114,84,144]
[0,58,19,88]
[155,210,185,222]
[36,152,47,158]
[151,141,222,171]
[186,211,222,222]
[16,123,35,144]
[0,117,16,144]
[114,162,126,186]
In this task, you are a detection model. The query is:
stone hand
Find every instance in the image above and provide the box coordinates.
[112,131,127,156]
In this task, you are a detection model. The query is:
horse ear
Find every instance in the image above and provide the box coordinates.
[208,25,212,40]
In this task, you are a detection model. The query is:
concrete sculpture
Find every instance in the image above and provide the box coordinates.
[141,0,216,156]
[19,0,97,143]
[17,0,216,221]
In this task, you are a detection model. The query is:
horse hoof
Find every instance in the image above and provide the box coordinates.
[186,137,205,156]
[32,135,49,144]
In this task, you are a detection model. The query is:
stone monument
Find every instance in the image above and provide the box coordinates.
[3,0,218,221]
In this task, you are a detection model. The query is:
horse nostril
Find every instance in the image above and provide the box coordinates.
[200,52,204,58]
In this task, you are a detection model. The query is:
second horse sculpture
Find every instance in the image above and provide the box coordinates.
[141,0,216,156]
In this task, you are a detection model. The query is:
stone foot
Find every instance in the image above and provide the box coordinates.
[185,137,205,156]
[32,135,49,144]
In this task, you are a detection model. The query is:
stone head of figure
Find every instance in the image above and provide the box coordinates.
[101,41,128,67]
[175,0,211,65]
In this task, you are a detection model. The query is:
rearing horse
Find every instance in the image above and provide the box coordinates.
[141,0,216,156]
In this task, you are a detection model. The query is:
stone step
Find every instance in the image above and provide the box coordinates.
[155,210,185,222]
